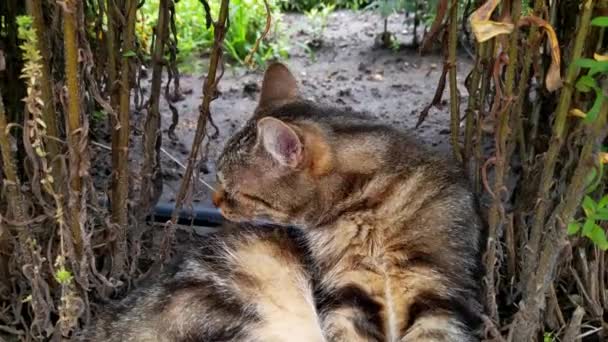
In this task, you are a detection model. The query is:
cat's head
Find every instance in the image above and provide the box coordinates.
[213,63,344,226]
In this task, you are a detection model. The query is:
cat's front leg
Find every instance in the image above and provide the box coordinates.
[396,275,481,342]
[400,314,477,342]
[321,307,383,342]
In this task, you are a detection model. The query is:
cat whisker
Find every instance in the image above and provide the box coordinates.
[159,147,216,191]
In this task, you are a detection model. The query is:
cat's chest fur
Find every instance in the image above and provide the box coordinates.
[311,212,413,339]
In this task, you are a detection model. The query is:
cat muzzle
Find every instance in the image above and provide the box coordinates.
[212,188,225,208]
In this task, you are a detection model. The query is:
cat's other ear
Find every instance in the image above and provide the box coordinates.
[259,62,298,108]
[257,117,302,167]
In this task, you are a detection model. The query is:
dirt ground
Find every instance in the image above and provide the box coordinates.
[91,10,473,210]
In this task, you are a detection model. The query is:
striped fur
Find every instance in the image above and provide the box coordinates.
[215,63,485,341]
[85,224,325,342]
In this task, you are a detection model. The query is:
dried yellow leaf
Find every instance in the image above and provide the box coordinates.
[469,0,514,43]
[600,152,608,164]
[594,53,608,62]
[519,16,562,92]
[569,108,587,118]
[35,118,47,128]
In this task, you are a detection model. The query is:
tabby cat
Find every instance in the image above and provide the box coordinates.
[86,223,324,342]
[214,62,485,341]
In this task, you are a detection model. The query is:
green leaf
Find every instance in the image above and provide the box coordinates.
[594,207,608,221]
[122,50,137,57]
[584,90,605,123]
[591,16,608,27]
[583,219,595,237]
[593,211,608,221]
[575,58,608,76]
[589,224,608,250]
[582,196,596,216]
[585,162,604,194]
[575,58,601,69]
[567,222,581,235]
[576,75,597,93]
[589,61,608,76]
[598,195,608,209]
[54,267,73,285]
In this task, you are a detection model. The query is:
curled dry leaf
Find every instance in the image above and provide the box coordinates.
[519,16,563,92]
[594,53,608,61]
[469,0,514,43]
[569,108,587,118]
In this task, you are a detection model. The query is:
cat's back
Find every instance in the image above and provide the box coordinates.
[86,224,324,342]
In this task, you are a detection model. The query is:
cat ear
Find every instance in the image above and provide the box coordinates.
[257,117,302,167]
[259,62,298,108]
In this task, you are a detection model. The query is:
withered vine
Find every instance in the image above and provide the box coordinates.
[0,0,607,341]
[0,0,225,339]
[419,0,608,340]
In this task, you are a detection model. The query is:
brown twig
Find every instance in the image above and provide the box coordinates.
[447,0,461,162]
[511,86,608,342]
[160,0,230,261]
[139,0,170,223]
[484,0,521,324]
[244,0,271,67]
[25,0,63,191]
[0,84,27,292]
[109,0,137,277]
[562,306,585,342]
[474,38,494,195]
[417,62,448,128]
[523,0,594,289]
[62,0,84,258]
[464,41,487,171]
[419,0,448,53]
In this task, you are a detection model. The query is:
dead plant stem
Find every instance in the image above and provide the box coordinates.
[524,0,594,287]
[26,0,62,191]
[485,0,522,323]
[62,0,84,257]
[464,42,487,172]
[161,0,230,260]
[448,0,461,162]
[139,0,169,221]
[511,93,608,342]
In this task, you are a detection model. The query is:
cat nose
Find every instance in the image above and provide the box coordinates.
[212,187,225,207]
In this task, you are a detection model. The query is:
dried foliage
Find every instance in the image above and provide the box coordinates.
[415,0,608,340]
[0,0,227,339]
[0,0,607,341]
[419,0,608,340]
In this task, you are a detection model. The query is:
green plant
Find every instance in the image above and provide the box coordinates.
[282,0,319,12]
[139,0,287,69]
[305,2,335,46]
[566,16,608,250]
[367,0,406,18]
[91,109,105,123]
[297,41,317,61]
[281,0,370,12]
[568,195,608,250]
[366,0,406,48]
[573,54,608,124]
[225,0,289,65]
